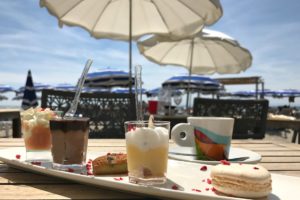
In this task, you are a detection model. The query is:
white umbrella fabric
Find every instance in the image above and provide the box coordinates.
[40,0,223,91]
[138,29,252,75]
[40,0,222,40]
[138,29,252,109]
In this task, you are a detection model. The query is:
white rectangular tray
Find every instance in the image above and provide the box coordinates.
[0,147,299,200]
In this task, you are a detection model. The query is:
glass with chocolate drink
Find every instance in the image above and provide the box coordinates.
[50,117,89,171]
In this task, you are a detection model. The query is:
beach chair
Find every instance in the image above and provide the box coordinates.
[41,89,136,138]
[192,98,269,139]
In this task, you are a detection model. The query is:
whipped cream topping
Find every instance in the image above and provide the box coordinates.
[126,126,169,150]
[21,107,57,138]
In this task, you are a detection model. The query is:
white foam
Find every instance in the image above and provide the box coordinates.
[126,127,169,150]
[21,107,57,138]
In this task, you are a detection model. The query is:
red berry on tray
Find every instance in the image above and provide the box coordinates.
[220,160,230,165]
[171,184,178,190]
[67,168,74,173]
[207,178,212,184]
[192,189,201,192]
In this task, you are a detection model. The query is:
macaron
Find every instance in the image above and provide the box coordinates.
[211,162,272,198]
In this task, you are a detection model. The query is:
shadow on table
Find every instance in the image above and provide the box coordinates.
[1,165,145,199]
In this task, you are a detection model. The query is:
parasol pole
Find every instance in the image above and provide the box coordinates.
[186,39,195,113]
[129,0,132,95]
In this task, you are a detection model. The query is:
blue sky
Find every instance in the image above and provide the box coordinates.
[0,0,300,106]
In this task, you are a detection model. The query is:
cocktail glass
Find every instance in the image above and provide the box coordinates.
[50,117,89,171]
[125,121,170,185]
[21,108,57,161]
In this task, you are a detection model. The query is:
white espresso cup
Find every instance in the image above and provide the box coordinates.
[171,117,234,160]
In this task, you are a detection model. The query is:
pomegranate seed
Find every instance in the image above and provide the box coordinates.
[253,167,259,170]
[200,166,207,171]
[212,187,217,192]
[192,189,201,192]
[31,161,41,166]
[114,177,123,181]
[205,188,210,191]
[67,168,74,173]
[220,160,230,165]
[15,154,21,159]
[207,178,212,184]
[171,184,178,190]
[86,164,91,170]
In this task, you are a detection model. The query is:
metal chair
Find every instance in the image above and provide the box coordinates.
[41,89,136,138]
[193,98,269,139]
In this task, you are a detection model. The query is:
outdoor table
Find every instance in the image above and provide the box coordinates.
[0,138,299,199]
[0,109,21,138]
[267,119,300,144]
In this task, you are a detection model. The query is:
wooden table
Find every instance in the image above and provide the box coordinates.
[0,109,21,138]
[267,119,300,144]
[0,138,299,199]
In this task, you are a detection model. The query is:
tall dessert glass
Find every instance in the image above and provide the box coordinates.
[21,108,57,161]
[125,121,170,185]
[50,117,89,171]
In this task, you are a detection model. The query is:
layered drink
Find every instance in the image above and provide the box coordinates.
[21,107,58,161]
[125,121,170,185]
[50,117,89,167]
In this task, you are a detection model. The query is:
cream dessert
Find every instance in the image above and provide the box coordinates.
[125,121,170,185]
[21,107,57,151]
[50,117,89,165]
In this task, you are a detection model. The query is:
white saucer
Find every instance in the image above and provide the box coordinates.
[168,146,261,164]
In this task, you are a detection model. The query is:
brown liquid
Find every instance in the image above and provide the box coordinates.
[23,124,52,150]
[50,118,89,164]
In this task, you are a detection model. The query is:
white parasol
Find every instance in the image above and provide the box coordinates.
[40,0,223,92]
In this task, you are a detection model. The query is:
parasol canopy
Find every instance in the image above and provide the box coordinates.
[21,70,38,110]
